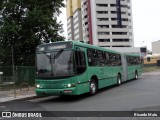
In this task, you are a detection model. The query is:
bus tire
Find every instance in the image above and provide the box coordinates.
[135,71,138,80]
[117,74,121,86]
[89,79,97,95]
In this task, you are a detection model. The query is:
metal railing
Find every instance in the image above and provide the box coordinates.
[0,66,36,98]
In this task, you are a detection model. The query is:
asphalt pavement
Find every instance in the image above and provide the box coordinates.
[0,70,160,120]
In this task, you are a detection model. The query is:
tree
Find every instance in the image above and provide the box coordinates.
[0,0,65,66]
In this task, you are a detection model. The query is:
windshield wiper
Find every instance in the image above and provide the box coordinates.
[53,49,64,59]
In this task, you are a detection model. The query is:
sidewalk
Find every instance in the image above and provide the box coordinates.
[0,87,36,103]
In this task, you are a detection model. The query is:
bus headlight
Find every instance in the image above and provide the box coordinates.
[68,84,71,87]
[36,84,40,88]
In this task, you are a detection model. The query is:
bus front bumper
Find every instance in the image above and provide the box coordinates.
[35,87,77,96]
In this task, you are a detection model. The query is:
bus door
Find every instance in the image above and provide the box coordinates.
[74,46,89,94]
[97,52,111,88]
[121,54,128,81]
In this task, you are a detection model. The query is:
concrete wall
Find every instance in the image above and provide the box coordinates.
[152,40,160,54]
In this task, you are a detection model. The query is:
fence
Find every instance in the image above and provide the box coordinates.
[0,66,36,98]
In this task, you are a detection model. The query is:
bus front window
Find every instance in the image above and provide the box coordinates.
[36,50,75,78]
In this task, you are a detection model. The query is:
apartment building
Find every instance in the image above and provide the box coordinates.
[66,0,134,47]
[66,0,83,41]
[152,40,160,54]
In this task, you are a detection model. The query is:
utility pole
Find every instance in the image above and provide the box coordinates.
[11,46,16,98]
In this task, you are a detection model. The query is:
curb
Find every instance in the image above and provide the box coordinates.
[0,94,37,103]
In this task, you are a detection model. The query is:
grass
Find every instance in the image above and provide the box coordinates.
[143,66,160,72]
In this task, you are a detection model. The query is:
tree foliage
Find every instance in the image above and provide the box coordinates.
[0,0,65,66]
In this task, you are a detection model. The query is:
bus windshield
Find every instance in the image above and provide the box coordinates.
[36,50,75,79]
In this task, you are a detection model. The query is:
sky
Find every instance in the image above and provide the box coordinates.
[58,0,160,51]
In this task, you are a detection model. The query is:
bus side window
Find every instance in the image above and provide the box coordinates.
[97,51,104,66]
[87,49,97,66]
[116,54,122,66]
[104,52,110,65]
[75,50,87,75]
[137,57,142,64]
[127,56,131,66]
[134,57,139,65]
[110,53,117,66]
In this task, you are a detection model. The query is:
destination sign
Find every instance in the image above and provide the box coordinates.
[38,47,45,52]
[46,42,73,51]
[47,44,67,50]
[36,42,73,52]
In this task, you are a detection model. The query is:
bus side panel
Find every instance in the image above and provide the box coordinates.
[127,66,135,80]
[112,66,122,84]
[136,64,143,77]
[112,66,123,84]
[98,66,114,89]
[87,67,101,86]
[98,66,122,89]
[75,70,90,95]
[87,66,115,89]
[76,82,90,95]
[125,54,142,81]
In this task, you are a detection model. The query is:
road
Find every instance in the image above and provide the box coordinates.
[0,70,160,120]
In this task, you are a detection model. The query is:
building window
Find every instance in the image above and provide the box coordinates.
[98,39,110,42]
[121,11,127,14]
[112,32,127,35]
[111,11,117,14]
[98,32,110,35]
[111,18,118,21]
[85,22,88,25]
[112,25,128,28]
[121,5,128,8]
[97,4,108,7]
[121,18,128,21]
[113,39,129,42]
[97,18,109,21]
[97,11,108,14]
[128,13,131,16]
[112,46,131,47]
[97,25,109,28]
[110,4,116,7]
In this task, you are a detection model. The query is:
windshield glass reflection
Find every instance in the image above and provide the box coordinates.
[36,50,75,78]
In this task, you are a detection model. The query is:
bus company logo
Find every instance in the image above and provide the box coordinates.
[2,112,11,118]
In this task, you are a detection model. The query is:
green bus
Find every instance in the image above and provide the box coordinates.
[35,41,142,96]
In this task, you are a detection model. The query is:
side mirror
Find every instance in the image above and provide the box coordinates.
[0,72,3,75]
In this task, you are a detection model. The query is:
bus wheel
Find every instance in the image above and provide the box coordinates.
[135,71,138,80]
[90,79,97,95]
[117,74,121,86]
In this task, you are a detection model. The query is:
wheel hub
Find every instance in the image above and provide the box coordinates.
[90,83,96,93]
